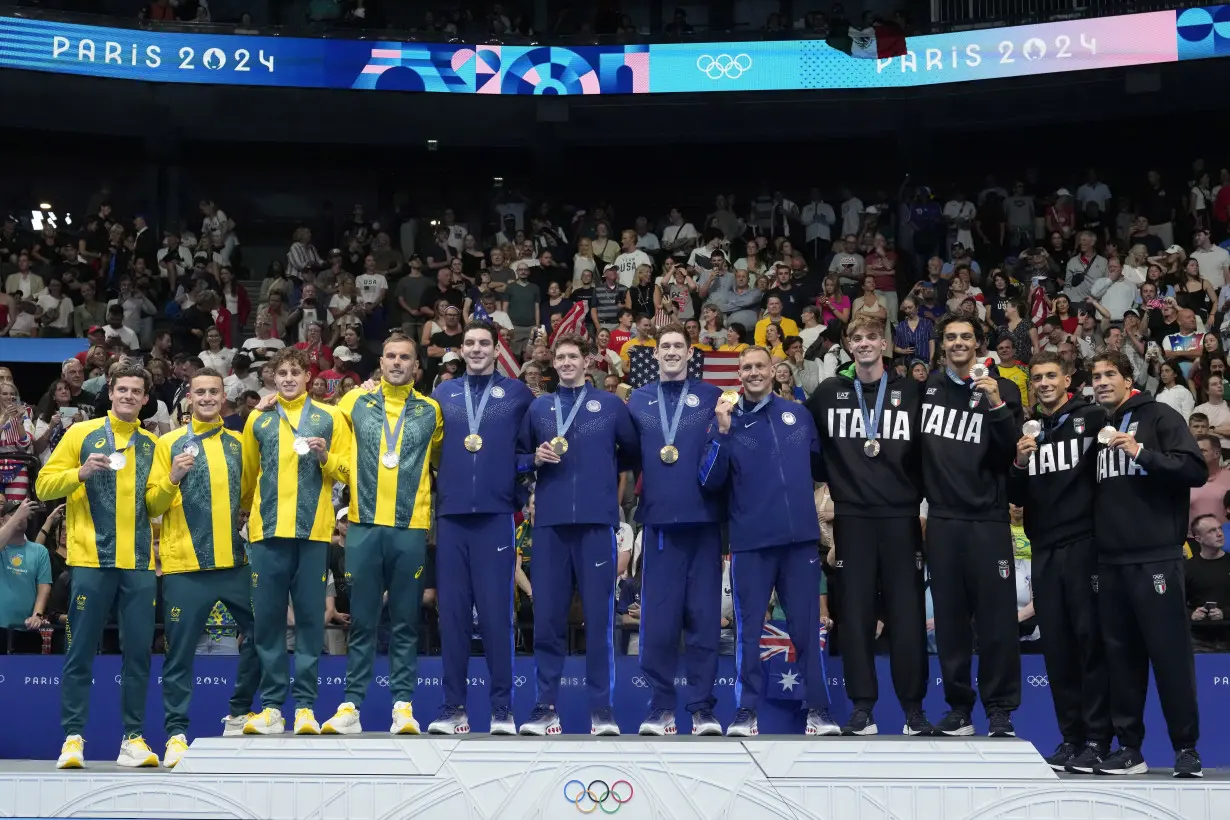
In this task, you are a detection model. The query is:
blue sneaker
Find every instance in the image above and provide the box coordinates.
[591,706,620,736]
[489,706,516,736]
[691,708,723,736]
[427,705,469,735]
[638,708,676,736]
[806,708,841,736]
[726,707,758,737]
[518,704,561,736]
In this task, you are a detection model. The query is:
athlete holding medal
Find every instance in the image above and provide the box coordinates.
[241,347,349,736]
[518,334,639,736]
[321,333,443,736]
[428,321,533,735]
[627,323,725,736]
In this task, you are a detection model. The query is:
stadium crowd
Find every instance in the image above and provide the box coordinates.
[2,164,1230,666]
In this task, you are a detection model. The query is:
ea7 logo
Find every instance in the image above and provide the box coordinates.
[1153,573,1167,595]
[926,387,937,395]
[837,392,851,400]
[997,559,1010,579]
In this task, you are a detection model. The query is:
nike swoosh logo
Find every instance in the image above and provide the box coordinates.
[648,400,658,405]
[497,545,509,552]
[810,558,818,564]
[595,561,608,568]
[745,421,758,427]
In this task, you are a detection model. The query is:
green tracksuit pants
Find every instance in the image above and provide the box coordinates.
[249,538,327,710]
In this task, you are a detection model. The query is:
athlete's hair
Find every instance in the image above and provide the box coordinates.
[552,333,592,358]
[190,367,225,386]
[1028,350,1071,376]
[935,313,985,347]
[1090,350,1134,382]
[844,314,885,340]
[270,346,312,373]
[738,345,774,365]
[462,320,499,346]
[382,332,418,355]
[107,363,151,394]
[656,322,690,347]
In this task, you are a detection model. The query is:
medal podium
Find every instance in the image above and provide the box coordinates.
[5,734,1228,820]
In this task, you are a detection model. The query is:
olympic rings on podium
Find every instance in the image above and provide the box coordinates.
[563,779,634,813]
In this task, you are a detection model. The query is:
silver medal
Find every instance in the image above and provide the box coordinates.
[1022,420,1042,439]
[381,451,398,469]
[108,452,127,471]
[1097,426,1117,445]
[293,436,311,455]
[863,439,880,458]
[183,442,200,457]
[970,363,989,381]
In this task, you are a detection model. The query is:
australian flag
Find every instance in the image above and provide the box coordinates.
[760,619,828,702]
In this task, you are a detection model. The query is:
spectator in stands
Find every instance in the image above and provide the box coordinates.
[1187,514,1230,652]
[241,315,286,366]
[0,500,51,654]
[1191,434,1230,528]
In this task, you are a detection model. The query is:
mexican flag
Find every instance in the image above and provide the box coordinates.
[826,21,907,59]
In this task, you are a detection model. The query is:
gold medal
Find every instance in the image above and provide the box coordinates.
[464,433,483,452]
[550,436,569,456]
[720,390,740,406]
[660,445,679,464]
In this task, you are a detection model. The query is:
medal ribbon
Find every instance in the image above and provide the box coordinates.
[853,373,888,444]
[657,380,689,449]
[554,387,588,441]
[275,397,314,438]
[1118,411,1133,435]
[464,375,495,440]
[183,423,223,452]
[736,394,772,415]
[379,391,410,456]
[1037,412,1071,444]
[103,416,136,458]
[945,367,974,388]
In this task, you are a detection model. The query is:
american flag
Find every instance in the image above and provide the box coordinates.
[1029,285,1050,328]
[626,346,743,390]
[549,301,588,346]
[472,303,521,378]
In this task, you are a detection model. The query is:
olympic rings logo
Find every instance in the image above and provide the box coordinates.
[695,53,752,80]
[514,676,527,688]
[564,780,633,814]
[630,676,649,688]
[376,676,390,687]
[1027,675,1049,687]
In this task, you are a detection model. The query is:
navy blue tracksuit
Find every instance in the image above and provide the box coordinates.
[699,393,829,710]
[519,386,639,710]
[434,372,534,712]
[628,378,724,713]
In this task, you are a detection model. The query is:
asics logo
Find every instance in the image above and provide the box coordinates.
[696,53,753,80]
[1027,675,1048,687]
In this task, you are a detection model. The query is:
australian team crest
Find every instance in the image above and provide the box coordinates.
[1153,573,1167,594]
[1074,417,1085,434]
[891,390,901,408]
[997,559,1010,579]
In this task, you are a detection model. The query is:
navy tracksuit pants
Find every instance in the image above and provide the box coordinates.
[731,541,829,710]
[436,514,518,711]
[638,524,722,713]
[533,524,617,711]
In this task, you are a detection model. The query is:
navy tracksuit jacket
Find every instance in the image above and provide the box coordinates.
[699,393,830,710]
[628,378,724,715]
[433,372,534,713]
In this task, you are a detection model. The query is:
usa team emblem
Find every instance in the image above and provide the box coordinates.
[781,412,797,425]
[1153,573,1167,594]
[997,559,1010,579]
[686,394,700,407]
[891,390,902,408]
[586,400,601,412]
[1074,418,1085,434]
[490,386,505,399]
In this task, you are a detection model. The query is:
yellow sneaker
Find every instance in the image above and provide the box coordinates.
[321,702,362,735]
[390,701,420,735]
[294,708,321,735]
[243,708,285,735]
[116,736,160,768]
[163,734,189,769]
[56,735,84,769]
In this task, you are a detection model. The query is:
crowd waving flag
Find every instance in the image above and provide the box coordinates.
[471,303,521,377]
[549,301,589,346]
[827,20,908,59]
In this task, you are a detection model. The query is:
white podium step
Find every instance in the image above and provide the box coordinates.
[2,736,1229,820]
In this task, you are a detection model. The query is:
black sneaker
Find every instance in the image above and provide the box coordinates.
[936,710,974,737]
[1093,746,1148,776]
[903,709,936,737]
[1044,741,1079,772]
[1064,741,1108,774]
[1174,747,1203,779]
[841,708,878,736]
[986,710,1015,738]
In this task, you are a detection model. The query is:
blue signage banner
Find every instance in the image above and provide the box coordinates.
[1,654,1227,765]
[0,9,1219,96]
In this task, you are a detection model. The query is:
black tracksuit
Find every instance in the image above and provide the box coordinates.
[920,368,1023,714]
[1093,391,1206,751]
[1007,396,1111,746]
[807,364,928,713]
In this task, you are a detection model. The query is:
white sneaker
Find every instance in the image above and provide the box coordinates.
[427,706,470,735]
[243,708,285,735]
[294,708,321,735]
[321,703,363,735]
[222,713,254,738]
[489,706,517,736]
[116,736,160,768]
[56,735,84,769]
[163,734,189,769]
[390,701,421,735]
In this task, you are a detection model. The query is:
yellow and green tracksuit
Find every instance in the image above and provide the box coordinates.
[241,393,350,711]
[335,382,441,708]
[146,419,259,736]
[35,412,159,737]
